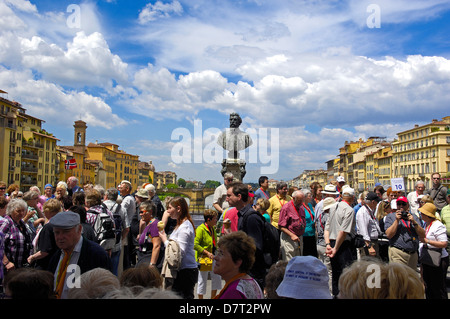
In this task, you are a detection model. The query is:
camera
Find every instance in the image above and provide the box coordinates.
[401,211,409,219]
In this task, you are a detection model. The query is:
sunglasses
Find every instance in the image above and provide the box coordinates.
[397,202,408,206]
[0,187,6,190]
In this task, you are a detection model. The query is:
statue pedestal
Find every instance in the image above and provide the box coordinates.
[221,158,246,182]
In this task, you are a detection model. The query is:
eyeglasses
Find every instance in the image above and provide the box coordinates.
[397,202,407,207]
[214,249,225,257]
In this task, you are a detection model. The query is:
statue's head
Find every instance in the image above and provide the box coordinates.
[229,113,242,128]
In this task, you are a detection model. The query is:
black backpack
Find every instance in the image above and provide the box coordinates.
[242,210,280,268]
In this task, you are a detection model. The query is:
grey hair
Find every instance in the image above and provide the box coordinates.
[140,200,156,214]
[93,184,105,197]
[68,176,79,183]
[302,189,311,196]
[23,190,40,202]
[292,190,304,198]
[415,180,425,187]
[144,184,156,195]
[29,186,41,195]
[6,199,28,216]
[224,172,234,180]
[105,187,119,201]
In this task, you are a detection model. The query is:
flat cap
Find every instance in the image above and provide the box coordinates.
[49,211,80,229]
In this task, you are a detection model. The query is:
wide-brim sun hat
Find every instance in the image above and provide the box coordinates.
[419,202,437,219]
[321,184,339,195]
[323,197,337,211]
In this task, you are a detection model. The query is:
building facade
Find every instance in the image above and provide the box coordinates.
[154,171,177,189]
[392,117,450,191]
[0,93,59,192]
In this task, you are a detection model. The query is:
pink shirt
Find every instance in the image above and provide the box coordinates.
[221,207,238,234]
[218,277,263,299]
[278,200,306,237]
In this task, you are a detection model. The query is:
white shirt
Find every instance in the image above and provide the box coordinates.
[121,194,136,226]
[419,220,448,258]
[167,220,197,270]
[356,205,381,241]
[407,191,421,218]
[213,184,229,210]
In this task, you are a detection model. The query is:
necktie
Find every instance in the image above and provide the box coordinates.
[55,251,72,299]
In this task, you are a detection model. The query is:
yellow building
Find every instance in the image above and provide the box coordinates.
[0,92,59,192]
[154,171,177,189]
[138,161,155,187]
[58,120,140,191]
[392,116,450,191]
[374,146,392,189]
[86,142,139,190]
[56,146,96,187]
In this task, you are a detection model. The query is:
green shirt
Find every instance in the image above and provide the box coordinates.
[440,205,450,234]
[194,223,217,261]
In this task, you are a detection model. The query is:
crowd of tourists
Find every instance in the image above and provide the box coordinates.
[0,172,449,300]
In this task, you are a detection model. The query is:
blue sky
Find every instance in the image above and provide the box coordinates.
[1,0,450,183]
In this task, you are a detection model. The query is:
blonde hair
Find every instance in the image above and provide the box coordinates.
[376,200,391,221]
[420,195,434,204]
[338,259,424,299]
[120,264,163,290]
[256,198,270,212]
[85,189,102,207]
[43,198,62,216]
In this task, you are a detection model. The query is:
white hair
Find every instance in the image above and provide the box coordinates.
[292,190,304,198]
[415,180,425,187]
[144,184,156,194]
[93,184,105,197]
[224,172,234,179]
[6,199,28,216]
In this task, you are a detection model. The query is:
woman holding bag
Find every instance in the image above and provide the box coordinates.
[194,209,222,299]
[159,197,198,299]
[418,202,449,299]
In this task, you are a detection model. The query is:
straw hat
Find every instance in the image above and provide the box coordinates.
[418,202,437,219]
[323,197,337,211]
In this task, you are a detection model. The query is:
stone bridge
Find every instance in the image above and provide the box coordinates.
[156,188,216,214]
[156,187,279,214]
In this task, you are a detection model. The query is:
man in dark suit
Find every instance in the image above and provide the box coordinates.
[226,182,266,289]
[47,211,111,299]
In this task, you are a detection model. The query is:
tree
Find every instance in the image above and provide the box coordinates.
[204,180,220,189]
[185,182,196,189]
[177,178,186,188]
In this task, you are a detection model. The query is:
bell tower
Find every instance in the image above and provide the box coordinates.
[73,120,87,154]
